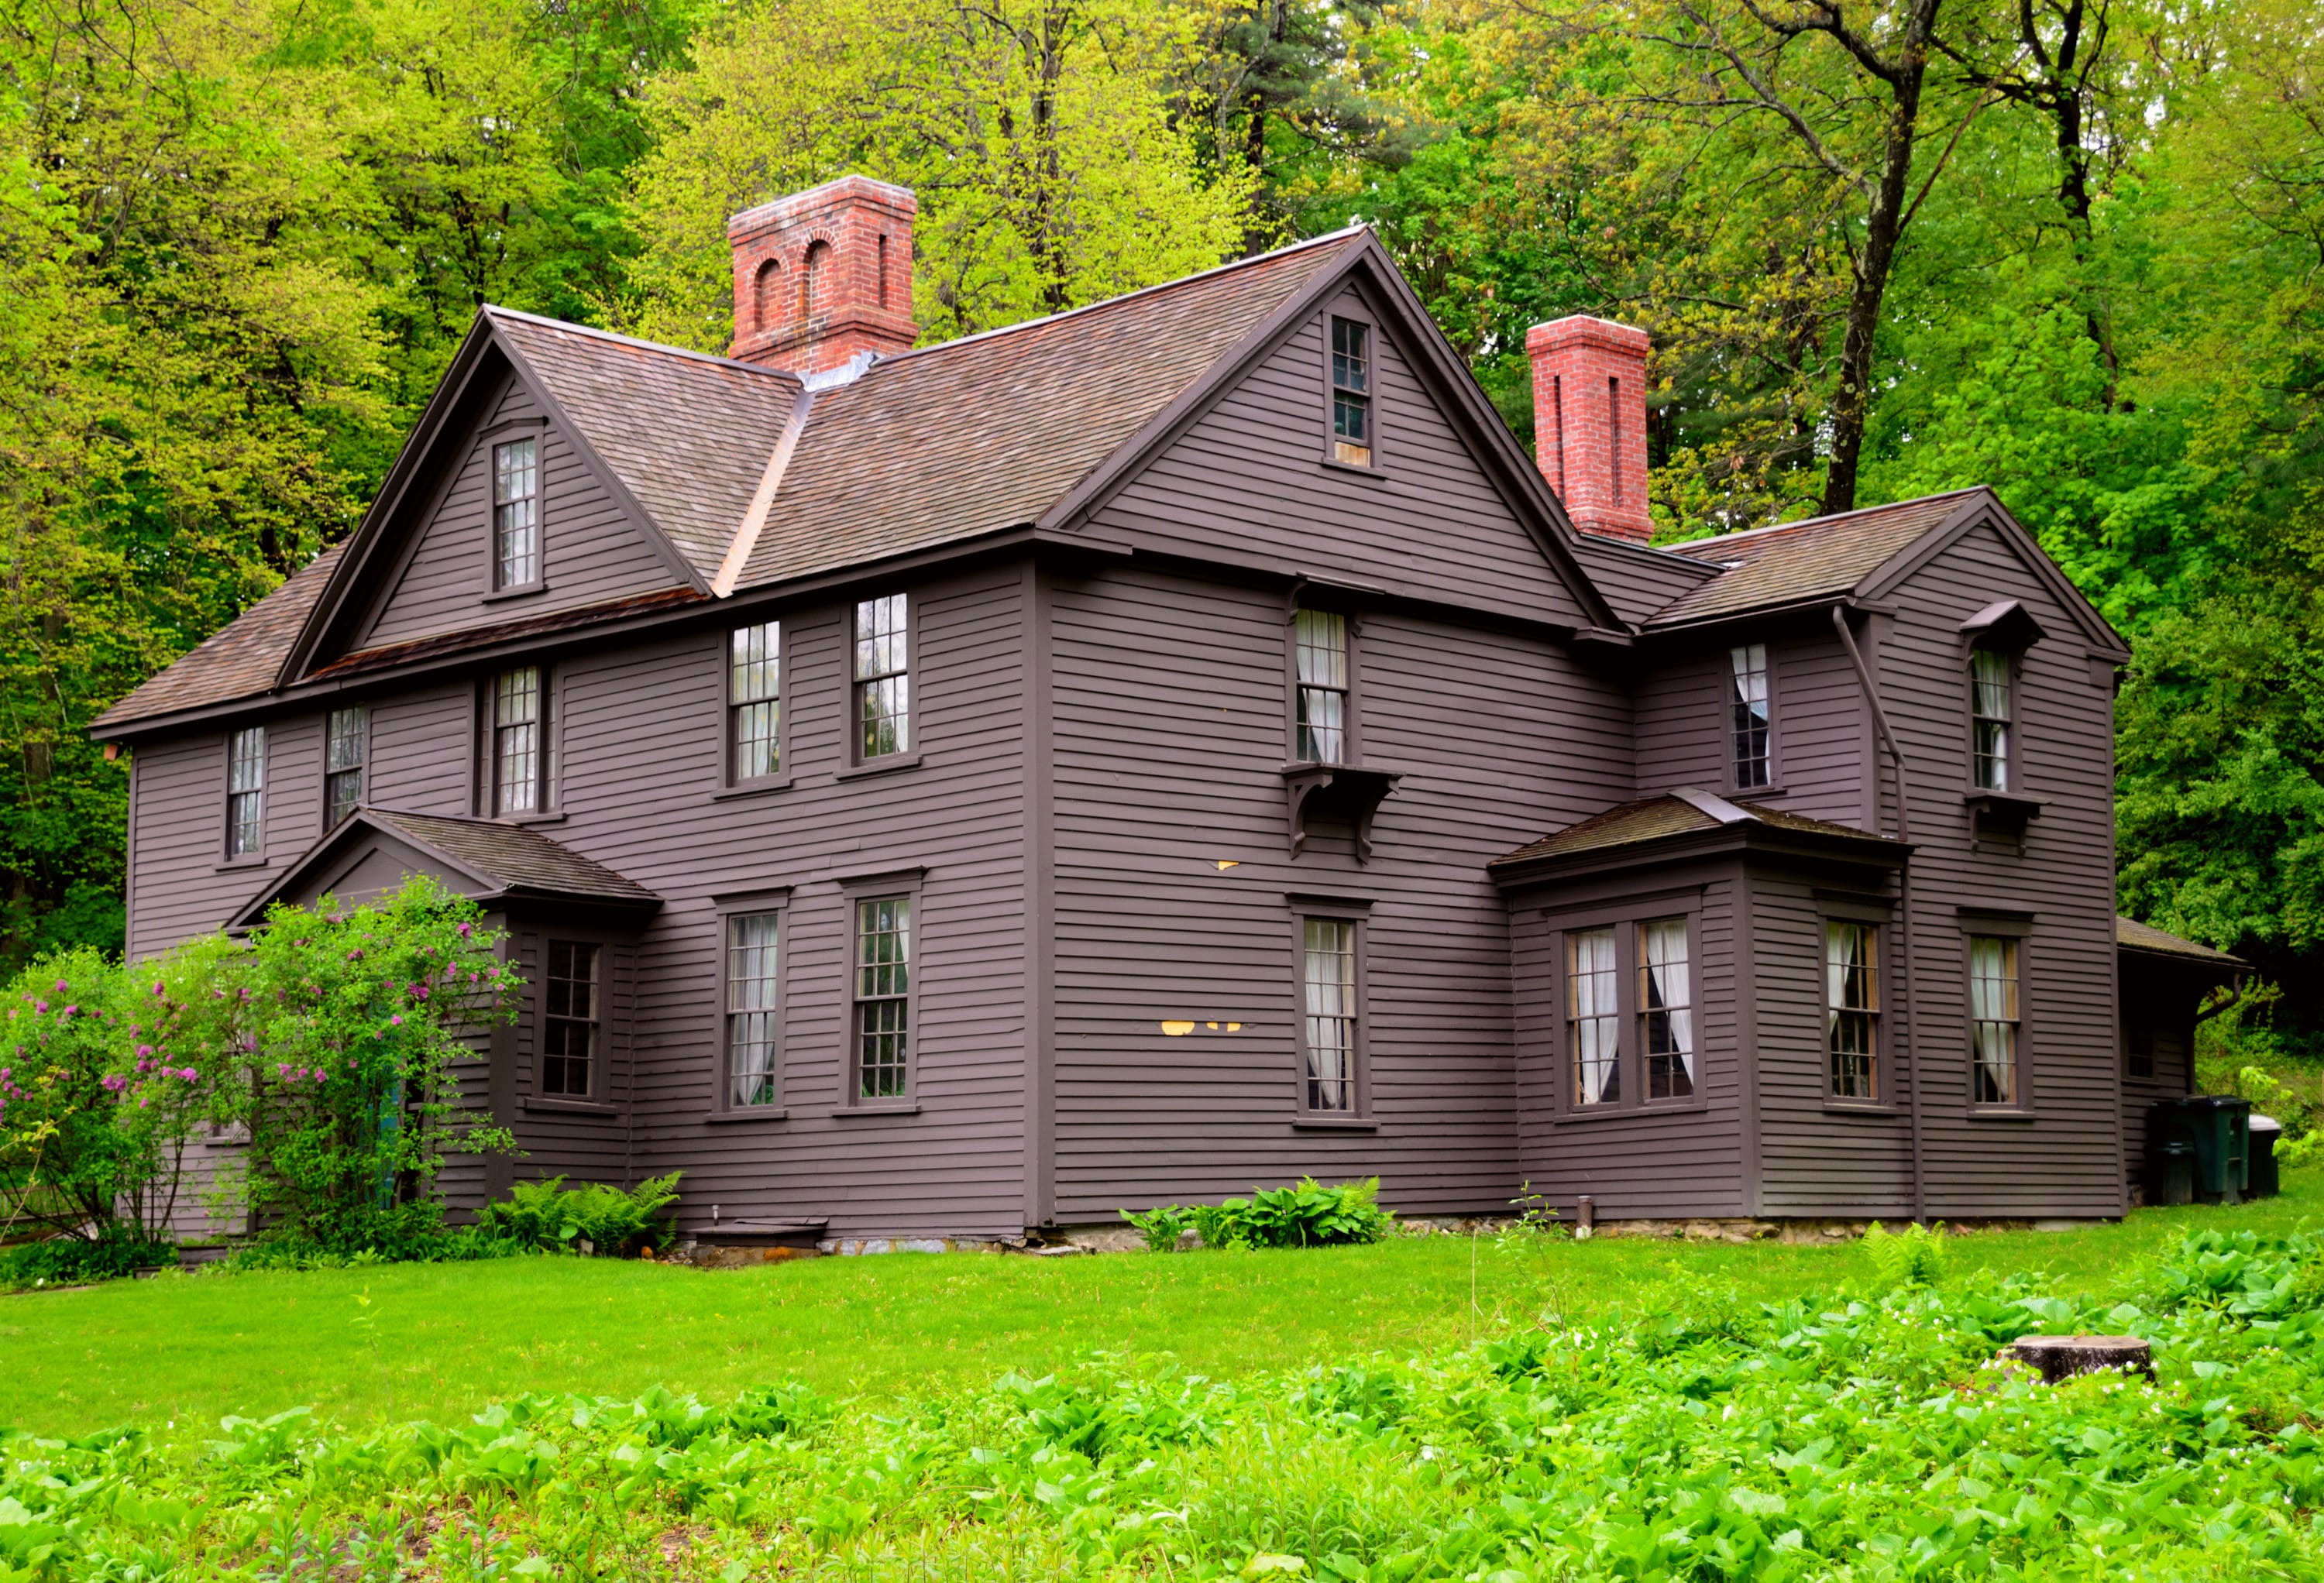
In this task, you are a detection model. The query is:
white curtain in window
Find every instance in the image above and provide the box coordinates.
[1638,919,1693,1091]
[1569,925,1619,1104]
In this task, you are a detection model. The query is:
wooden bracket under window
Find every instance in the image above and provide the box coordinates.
[1281,764,1401,864]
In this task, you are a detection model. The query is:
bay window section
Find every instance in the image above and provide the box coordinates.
[1638,919,1694,1100]
[1568,925,1620,1107]
[1826,922,1879,1100]
[540,941,597,1097]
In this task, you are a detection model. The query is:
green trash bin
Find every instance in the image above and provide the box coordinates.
[2181,1095,2252,1206]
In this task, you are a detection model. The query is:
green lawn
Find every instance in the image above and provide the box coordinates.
[5,1174,2316,1440]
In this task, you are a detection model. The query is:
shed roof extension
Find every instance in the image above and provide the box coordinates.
[1647,490,1983,628]
[2116,915,2247,970]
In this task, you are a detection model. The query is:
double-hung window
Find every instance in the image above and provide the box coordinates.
[494,438,540,589]
[1826,921,1879,1100]
[1729,644,1771,789]
[854,596,909,760]
[1300,918,1359,1112]
[1568,925,1620,1107]
[325,707,366,827]
[854,896,911,1099]
[226,726,265,858]
[490,666,546,816]
[727,912,781,1107]
[1971,650,2012,791]
[1969,934,2022,1105]
[730,620,782,781]
[1294,609,1349,763]
[1330,318,1371,466]
[541,941,598,1097]
[1638,919,1694,1100]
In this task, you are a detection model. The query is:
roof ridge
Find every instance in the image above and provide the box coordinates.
[1666,486,1989,556]
[482,306,806,386]
[862,226,1370,372]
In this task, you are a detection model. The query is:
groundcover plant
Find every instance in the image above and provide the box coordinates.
[5,1228,2323,1580]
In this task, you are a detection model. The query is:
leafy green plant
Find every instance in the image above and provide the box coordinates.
[1139,1177,1394,1252]
[1863,1219,1948,1289]
[1118,1203,1195,1252]
[0,1230,174,1289]
[476,1173,683,1256]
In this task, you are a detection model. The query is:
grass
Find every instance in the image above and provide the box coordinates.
[4,1171,2318,1441]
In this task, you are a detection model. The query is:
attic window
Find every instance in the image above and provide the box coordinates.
[494,438,540,589]
[1330,318,1371,467]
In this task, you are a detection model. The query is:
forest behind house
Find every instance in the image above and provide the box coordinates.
[2,0,2317,1045]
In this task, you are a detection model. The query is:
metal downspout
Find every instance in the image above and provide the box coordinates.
[1834,606,1926,1223]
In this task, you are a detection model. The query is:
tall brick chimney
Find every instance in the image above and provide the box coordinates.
[727,176,917,375]
[1526,315,1652,543]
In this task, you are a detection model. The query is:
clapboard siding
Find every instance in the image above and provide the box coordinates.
[126,714,324,958]
[1089,288,1598,632]
[1757,516,2123,1218]
[359,375,681,649]
[1508,862,1751,1217]
[1569,537,1717,628]
[1045,557,1631,1222]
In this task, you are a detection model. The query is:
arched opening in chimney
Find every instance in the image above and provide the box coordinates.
[799,239,831,321]
[752,259,782,337]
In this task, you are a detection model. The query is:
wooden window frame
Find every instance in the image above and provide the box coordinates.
[1821,916,1884,1106]
[1287,603,1361,766]
[724,618,788,790]
[1723,642,1779,794]
[538,939,602,1099]
[838,869,923,1111]
[514,927,626,1116]
[490,434,545,596]
[849,593,916,768]
[1968,647,2016,793]
[1318,302,1385,476]
[479,664,556,820]
[1289,895,1373,1121]
[222,725,267,865]
[713,889,792,1117]
[1544,893,1707,1121]
[1962,919,2034,1115]
[324,705,368,832]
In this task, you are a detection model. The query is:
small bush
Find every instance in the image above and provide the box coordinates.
[1130,1177,1393,1251]
[1864,1219,1948,1289]
[476,1172,682,1255]
[212,1222,518,1274]
[0,1231,175,1289]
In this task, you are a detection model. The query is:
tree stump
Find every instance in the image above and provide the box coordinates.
[2003,1334,2154,1384]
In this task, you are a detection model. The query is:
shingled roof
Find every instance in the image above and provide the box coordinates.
[1490,788,1901,875]
[1645,489,1984,627]
[91,232,1367,734]
[90,542,349,732]
[2116,915,2247,970]
[231,806,660,926]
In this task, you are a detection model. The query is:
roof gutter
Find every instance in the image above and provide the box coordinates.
[1834,605,1924,1224]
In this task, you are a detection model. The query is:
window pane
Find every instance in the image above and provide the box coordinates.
[854,595,907,680]
[855,897,910,1099]
[854,597,909,757]
[1730,644,1771,789]
[1826,921,1879,1099]
[1969,934,2020,1105]
[495,668,541,816]
[325,707,365,826]
[1294,609,1349,763]
[1569,925,1620,1106]
[1638,918,1693,1100]
[727,913,780,1107]
[495,438,539,588]
[1972,651,2011,791]
[541,940,597,1097]
[1303,918,1357,1112]
[731,621,782,778]
[1331,318,1368,393]
[227,726,265,857]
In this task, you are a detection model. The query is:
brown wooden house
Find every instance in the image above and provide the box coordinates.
[92,176,2235,1241]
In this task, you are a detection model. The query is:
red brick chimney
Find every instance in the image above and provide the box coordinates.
[727,176,917,375]
[1525,315,1652,543]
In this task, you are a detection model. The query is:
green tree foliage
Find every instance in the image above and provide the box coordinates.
[620,0,1253,351]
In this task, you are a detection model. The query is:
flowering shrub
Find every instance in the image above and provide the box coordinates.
[0,878,520,1277]
[0,946,214,1250]
[221,877,521,1251]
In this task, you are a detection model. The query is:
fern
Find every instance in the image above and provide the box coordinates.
[1863,1220,1948,1289]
